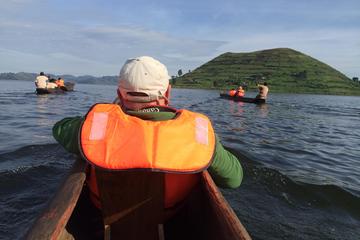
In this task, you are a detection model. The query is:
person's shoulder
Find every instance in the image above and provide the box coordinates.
[181,109,212,121]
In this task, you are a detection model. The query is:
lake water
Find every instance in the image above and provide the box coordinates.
[0,80,359,239]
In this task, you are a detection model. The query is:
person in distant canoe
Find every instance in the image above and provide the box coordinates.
[236,86,245,97]
[256,82,269,99]
[56,77,65,87]
[46,76,58,89]
[229,88,236,96]
[53,56,243,213]
[34,72,48,89]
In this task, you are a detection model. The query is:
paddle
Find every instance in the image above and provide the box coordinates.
[25,158,87,240]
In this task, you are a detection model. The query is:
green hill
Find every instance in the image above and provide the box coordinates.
[174,48,360,95]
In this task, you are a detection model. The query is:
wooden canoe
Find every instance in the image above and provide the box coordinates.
[220,93,266,104]
[36,82,75,94]
[25,159,251,240]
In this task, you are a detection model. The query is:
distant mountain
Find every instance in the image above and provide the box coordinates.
[0,72,38,81]
[0,72,118,85]
[174,48,360,95]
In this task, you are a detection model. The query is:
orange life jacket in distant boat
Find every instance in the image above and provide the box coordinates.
[229,90,237,96]
[56,79,65,87]
[236,90,245,97]
[80,103,216,208]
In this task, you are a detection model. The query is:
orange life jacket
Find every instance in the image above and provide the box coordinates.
[229,90,236,96]
[56,79,64,87]
[80,103,216,208]
[236,90,245,97]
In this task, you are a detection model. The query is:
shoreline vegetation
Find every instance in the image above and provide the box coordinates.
[1,48,359,96]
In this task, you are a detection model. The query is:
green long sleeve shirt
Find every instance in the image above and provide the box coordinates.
[52,109,243,188]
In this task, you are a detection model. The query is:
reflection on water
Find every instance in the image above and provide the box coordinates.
[229,101,245,115]
[35,95,53,127]
[256,103,269,118]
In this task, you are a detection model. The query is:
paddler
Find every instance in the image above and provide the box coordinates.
[53,56,243,212]
[229,88,237,96]
[55,77,65,87]
[34,72,48,89]
[256,82,269,100]
[236,86,245,97]
[46,76,57,89]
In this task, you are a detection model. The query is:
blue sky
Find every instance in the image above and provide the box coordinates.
[0,0,359,77]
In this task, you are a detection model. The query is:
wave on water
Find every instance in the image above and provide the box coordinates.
[223,148,360,239]
[0,144,75,196]
[0,144,74,172]
[0,143,76,239]
[228,148,360,219]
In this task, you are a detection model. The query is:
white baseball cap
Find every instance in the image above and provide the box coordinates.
[118,56,170,102]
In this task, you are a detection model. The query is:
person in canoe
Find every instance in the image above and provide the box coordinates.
[52,56,243,215]
[229,88,237,96]
[34,72,48,89]
[236,86,245,97]
[55,77,65,87]
[46,76,58,89]
[256,82,269,100]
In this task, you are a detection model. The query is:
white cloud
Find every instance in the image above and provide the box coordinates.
[0,20,226,75]
[82,25,171,43]
[0,48,118,76]
[0,0,44,13]
[0,21,33,28]
[0,1,359,77]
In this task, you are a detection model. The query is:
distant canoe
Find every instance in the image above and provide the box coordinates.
[25,159,251,240]
[220,93,266,104]
[36,82,75,95]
